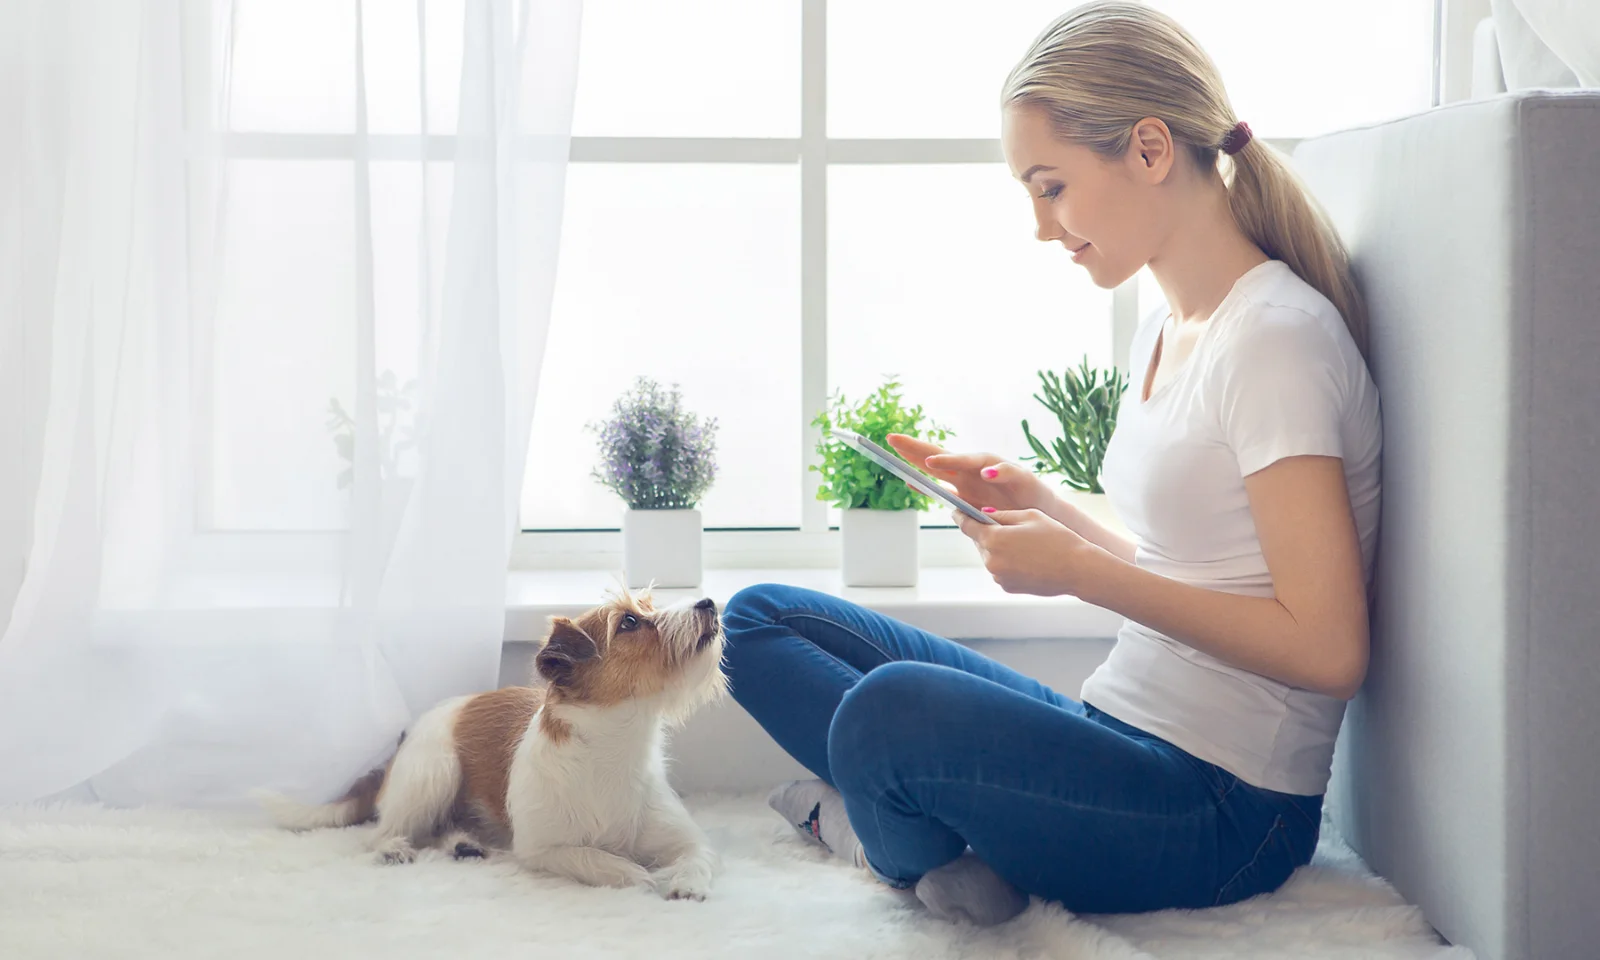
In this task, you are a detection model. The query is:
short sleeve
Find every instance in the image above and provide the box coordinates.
[1216,309,1346,477]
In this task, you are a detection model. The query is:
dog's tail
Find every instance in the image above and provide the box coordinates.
[256,736,401,831]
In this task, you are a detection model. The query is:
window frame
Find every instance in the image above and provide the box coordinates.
[533,1,1138,564]
[519,0,1319,568]
[191,0,1457,567]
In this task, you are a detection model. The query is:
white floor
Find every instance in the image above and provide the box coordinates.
[0,795,1473,960]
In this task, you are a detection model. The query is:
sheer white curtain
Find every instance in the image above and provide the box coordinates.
[1490,0,1600,88]
[0,0,580,806]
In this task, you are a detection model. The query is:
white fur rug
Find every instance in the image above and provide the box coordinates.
[0,795,1473,960]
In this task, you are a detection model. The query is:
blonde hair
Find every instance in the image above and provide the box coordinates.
[1002,1,1368,355]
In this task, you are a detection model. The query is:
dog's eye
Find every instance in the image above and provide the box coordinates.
[619,614,639,632]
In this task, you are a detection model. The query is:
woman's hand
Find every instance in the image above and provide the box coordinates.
[887,434,1138,566]
[953,507,1105,597]
[885,434,1050,513]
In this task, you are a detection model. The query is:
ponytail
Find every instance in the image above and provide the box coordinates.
[1225,140,1369,356]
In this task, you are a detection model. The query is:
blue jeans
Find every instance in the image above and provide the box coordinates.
[722,583,1323,914]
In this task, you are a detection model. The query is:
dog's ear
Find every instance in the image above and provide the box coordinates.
[536,618,599,687]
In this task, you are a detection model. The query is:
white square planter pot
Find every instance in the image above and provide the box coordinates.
[622,508,703,589]
[840,508,920,588]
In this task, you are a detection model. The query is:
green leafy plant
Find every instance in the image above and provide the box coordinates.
[326,370,418,490]
[811,379,950,511]
[1020,358,1130,494]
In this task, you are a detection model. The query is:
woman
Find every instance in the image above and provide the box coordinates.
[723,2,1381,926]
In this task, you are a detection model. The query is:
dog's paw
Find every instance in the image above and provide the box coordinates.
[372,836,417,865]
[652,864,714,902]
[441,830,488,860]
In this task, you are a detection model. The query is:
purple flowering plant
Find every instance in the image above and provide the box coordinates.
[590,377,719,510]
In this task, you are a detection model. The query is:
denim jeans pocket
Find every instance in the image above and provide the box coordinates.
[1214,814,1300,906]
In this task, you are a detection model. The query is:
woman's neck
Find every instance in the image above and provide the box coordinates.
[1147,178,1268,327]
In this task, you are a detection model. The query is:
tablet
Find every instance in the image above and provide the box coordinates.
[831,430,1000,525]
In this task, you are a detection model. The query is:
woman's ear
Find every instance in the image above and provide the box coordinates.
[536,617,599,687]
[1128,117,1176,183]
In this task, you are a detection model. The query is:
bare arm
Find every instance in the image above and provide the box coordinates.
[968,455,1368,699]
[1039,493,1137,564]
[1075,456,1369,698]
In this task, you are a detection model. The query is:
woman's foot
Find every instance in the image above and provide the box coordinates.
[914,851,1029,927]
[767,779,861,859]
[768,780,1024,924]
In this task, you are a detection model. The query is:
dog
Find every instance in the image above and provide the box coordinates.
[261,589,728,900]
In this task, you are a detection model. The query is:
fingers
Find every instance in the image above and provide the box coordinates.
[975,460,1031,484]
[984,508,1044,526]
[924,454,1031,489]
[886,434,944,465]
[953,511,990,539]
[923,451,989,473]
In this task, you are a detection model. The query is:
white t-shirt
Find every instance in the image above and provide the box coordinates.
[1083,260,1382,797]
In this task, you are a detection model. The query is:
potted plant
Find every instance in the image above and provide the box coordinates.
[813,380,949,588]
[1019,357,1129,531]
[590,377,718,589]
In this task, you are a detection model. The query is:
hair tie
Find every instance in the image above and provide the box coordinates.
[1220,120,1253,155]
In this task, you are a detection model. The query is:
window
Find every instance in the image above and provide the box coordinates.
[201,0,468,532]
[195,0,1438,543]
[522,0,1437,543]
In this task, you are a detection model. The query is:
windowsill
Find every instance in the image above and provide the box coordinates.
[95,564,1121,646]
[504,567,1123,642]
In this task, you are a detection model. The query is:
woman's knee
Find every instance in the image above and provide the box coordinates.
[723,582,824,630]
[827,661,950,788]
[720,583,838,699]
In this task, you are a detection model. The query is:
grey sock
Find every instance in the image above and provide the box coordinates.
[914,851,1029,927]
[767,780,860,859]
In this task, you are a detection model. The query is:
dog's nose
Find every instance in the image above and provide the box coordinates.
[694,597,717,613]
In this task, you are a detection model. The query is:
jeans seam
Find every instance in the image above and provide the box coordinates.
[1216,774,1240,805]
[775,610,896,670]
[1284,797,1321,831]
[894,776,1213,822]
[1215,814,1284,906]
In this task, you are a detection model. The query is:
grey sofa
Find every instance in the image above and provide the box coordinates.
[1293,91,1600,960]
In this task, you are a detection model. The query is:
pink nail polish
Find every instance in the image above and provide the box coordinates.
[982,506,996,513]
[982,468,998,478]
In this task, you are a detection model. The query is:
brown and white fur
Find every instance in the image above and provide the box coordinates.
[261,590,728,900]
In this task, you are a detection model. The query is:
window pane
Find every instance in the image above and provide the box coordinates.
[1155,0,1434,137]
[572,1,800,137]
[523,164,801,530]
[366,160,452,387]
[828,0,1068,139]
[226,0,490,136]
[361,0,466,135]
[213,161,355,530]
[230,0,355,133]
[829,1,1434,139]
[828,165,1113,525]
[211,160,452,531]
